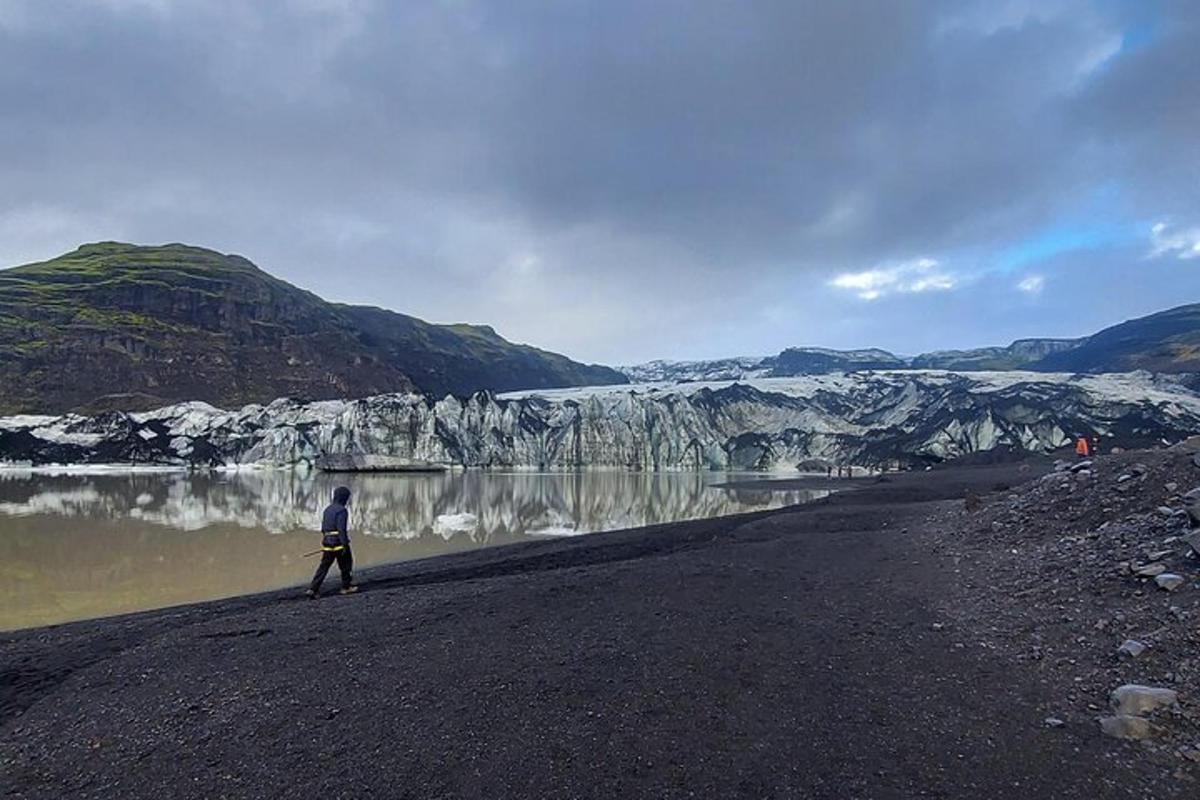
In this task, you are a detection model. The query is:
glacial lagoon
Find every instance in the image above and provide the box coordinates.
[0,469,823,630]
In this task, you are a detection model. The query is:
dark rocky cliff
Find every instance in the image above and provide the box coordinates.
[0,242,625,413]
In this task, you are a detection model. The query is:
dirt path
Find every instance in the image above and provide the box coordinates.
[0,461,1182,798]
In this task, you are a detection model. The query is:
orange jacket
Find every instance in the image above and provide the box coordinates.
[1075,438,1090,457]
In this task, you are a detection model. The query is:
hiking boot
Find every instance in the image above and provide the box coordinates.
[339,585,359,595]
[305,588,318,600]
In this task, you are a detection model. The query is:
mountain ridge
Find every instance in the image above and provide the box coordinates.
[0,242,625,414]
[621,305,1200,382]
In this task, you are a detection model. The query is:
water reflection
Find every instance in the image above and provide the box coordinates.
[0,469,822,630]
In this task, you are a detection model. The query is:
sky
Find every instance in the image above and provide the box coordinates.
[0,0,1198,364]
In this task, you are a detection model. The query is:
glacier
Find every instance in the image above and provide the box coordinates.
[1,371,1199,470]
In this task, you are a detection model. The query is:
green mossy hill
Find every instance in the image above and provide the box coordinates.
[0,243,625,414]
[1034,303,1200,373]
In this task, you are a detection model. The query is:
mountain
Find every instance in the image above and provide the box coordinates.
[0,242,624,414]
[617,357,773,384]
[767,347,905,375]
[1033,303,1200,373]
[619,349,906,384]
[5,372,1198,469]
[911,338,1079,371]
[621,303,1200,382]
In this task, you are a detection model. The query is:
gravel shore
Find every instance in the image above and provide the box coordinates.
[2,457,1192,798]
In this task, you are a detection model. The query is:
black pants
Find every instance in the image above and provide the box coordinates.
[309,546,353,592]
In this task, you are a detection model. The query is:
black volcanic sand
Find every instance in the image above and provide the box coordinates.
[0,459,1177,799]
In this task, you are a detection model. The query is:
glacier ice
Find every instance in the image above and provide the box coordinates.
[1,371,1198,471]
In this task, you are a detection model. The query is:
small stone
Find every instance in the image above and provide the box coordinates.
[1166,482,1179,493]
[1134,563,1167,578]
[1183,488,1200,524]
[1117,474,1133,483]
[1183,530,1200,557]
[1148,549,1175,561]
[1155,573,1186,592]
[1158,506,1178,517]
[1070,460,1093,473]
[1117,639,1147,658]
[1044,717,1065,728]
[1182,749,1200,764]
[1100,715,1160,740]
[1110,684,1179,716]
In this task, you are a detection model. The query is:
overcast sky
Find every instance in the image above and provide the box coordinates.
[1,0,1197,364]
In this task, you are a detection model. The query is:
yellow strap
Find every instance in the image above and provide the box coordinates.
[322,545,345,552]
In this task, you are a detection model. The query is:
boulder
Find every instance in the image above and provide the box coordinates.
[1110,684,1179,716]
[1155,573,1186,592]
[1100,714,1161,740]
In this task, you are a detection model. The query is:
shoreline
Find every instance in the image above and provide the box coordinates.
[4,454,1193,798]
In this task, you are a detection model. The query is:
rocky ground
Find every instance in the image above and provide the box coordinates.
[2,454,1197,798]
[924,444,1200,780]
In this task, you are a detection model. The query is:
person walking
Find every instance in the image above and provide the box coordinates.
[306,485,359,598]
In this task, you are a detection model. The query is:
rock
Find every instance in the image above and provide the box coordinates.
[1184,488,1200,525]
[1182,749,1200,764]
[1054,459,1071,472]
[1117,640,1147,658]
[1184,530,1200,557]
[1110,684,1179,716]
[1193,452,1200,468]
[1130,463,1149,475]
[1044,717,1065,728]
[1166,482,1179,493]
[1134,563,1167,578]
[1100,715,1161,740]
[1158,506,1177,517]
[1070,460,1093,473]
[1117,473,1133,483]
[1148,549,1176,561]
[1155,573,1186,592]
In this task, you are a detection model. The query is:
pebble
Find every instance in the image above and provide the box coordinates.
[1044,717,1065,728]
[1134,563,1167,578]
[1183,530,1200,556]
[1117,639,1147,658]
[1155,573,1186,592]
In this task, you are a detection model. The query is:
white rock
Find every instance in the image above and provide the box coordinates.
[1100,714,1160,740]
[1110,684,1179,716]
[1155,573,1186,592]
[1117,640,1147,658]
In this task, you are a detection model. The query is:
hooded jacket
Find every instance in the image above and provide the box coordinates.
[320,486,351,548]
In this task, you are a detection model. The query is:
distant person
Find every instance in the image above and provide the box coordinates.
[1074,436,1091,460]
[306,486,359,598]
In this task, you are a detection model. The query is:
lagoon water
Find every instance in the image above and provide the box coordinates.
[0,469,821,630]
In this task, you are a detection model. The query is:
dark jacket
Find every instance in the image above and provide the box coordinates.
[320,495,350,549]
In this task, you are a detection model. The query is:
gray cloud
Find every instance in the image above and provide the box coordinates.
[0,0,1197,363]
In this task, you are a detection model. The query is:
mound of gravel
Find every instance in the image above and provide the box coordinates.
[927,444,1200,777]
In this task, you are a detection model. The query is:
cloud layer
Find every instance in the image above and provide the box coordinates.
[0,0,1198,361]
